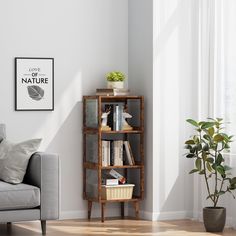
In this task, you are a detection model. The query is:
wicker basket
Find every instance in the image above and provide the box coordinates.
[101,184,134,200]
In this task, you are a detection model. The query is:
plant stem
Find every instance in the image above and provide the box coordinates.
[215,179,224,206]
[199,131,214,204]
[203,160,214,203]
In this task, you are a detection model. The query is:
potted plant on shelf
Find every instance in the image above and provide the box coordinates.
[106,71,125,89]
[184,118,236,232]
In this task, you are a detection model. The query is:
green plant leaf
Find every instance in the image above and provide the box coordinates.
[224,165,232,171]
[199,170,205,175]
[186,153,195,158]
[202,151,207,161]
[195,158,202,170]
[216,165,225,175]
[202,144,209,151]
[212,163,217,170]
[221,133,229,142]
[208,127,214,136]
[216,153,224,165]
[206,162,213,172]
[206,157,214,163]
[189,169,199,174]
[186,119,199,127]
[185,140,195,145]
[203,134,211,141]
[213,134,224,142]
[201,122,215,129]
[230,177,236,185]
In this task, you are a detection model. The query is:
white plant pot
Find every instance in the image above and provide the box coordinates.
[107,81,124,89]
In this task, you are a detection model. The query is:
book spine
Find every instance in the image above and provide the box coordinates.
[111,141,114,166]
[119,140,123,166]
[127,141,135,165]
[124,141,132,165]
[118,105,123,130]
[107,141,110,166]
[113,141,119,166]
[102,141,107,167]
[109,169,126,184]
[114,105,119,131]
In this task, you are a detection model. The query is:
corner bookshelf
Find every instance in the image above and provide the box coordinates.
[83,95,144,222]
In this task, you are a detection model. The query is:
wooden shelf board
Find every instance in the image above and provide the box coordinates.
[101,130,143,134]
[83,128,143,134]
[101,198,141,203]
[102,165,143,169]
[84,162,143,170]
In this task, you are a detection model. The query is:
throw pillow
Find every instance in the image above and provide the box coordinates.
[0,138,42,184]
[0,124,6,143]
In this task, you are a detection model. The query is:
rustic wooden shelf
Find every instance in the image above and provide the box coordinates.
[83,95,144,222]
[83,162,143,170]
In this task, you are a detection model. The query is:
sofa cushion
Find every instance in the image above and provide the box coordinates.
[0,124,6,142]
[0,181,40,210]
[0,138,42,184]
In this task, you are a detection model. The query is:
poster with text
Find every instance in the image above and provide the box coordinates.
[15,58,54,111]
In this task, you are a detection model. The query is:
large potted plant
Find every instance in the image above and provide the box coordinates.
[185,118,236,232]
[106,71,125,89]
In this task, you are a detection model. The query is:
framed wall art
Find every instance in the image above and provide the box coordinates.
[15,57,54,111]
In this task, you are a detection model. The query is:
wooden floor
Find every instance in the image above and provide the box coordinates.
[0,219,236,236]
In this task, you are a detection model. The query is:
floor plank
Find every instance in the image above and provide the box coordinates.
[0,219,235,236]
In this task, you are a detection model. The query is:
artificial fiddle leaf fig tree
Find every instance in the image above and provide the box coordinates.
[185,118,236,208]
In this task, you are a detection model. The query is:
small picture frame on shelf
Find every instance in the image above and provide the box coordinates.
[15,57,54,111]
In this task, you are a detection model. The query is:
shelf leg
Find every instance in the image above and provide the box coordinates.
[121,202,125,219]
[133,201,140,220]
[88,201,92,220]
[101,203,106,222]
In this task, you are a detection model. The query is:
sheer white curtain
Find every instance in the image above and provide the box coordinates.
[214,1,236,154]
[199,0,236,152]
[196,0,236,226]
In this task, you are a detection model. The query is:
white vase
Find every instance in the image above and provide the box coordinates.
[107,81,124,89]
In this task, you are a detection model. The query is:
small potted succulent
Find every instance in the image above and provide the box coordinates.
[106,71,125,89]
[185,118,236,232]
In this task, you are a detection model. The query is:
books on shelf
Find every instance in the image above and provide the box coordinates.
[102,178,119,186]
[102,140,110,167]
[109,169,126,184]
[102,140,135,167]
[124,141,135,165]
[113,104,123,131]
[96,88,130,96]
[105,104,123,131]
[112,140,123,166]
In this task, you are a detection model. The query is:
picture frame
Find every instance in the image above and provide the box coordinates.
[15,57,54,111]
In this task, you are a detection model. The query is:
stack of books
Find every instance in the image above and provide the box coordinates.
[102,140,135,167]
[96,88,130,96]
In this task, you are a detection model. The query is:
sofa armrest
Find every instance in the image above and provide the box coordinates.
[24,152,60,220]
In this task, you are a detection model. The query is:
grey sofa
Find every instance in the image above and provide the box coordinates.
[0,124,60,234]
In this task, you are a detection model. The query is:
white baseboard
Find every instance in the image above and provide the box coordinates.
[61,208,192,221]
[129,209,193,221]
[60,207,128,220]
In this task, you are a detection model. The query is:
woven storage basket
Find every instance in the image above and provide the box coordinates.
[101,184,134,200]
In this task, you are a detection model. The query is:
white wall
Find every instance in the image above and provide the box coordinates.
[128,0,154,217]
[128,0,199,220]
[0,0,128,218]
[152,0,198,220]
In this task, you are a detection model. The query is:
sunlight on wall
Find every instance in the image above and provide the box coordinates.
[153,0,192,213]
[34,71,82,151]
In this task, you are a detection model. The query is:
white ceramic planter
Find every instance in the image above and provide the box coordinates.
[107,81,124,89]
